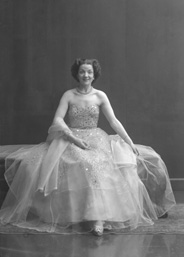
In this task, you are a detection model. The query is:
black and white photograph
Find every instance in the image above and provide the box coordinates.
[0,1,184,256]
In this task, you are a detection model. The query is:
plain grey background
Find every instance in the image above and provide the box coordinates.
[0,0,184,182]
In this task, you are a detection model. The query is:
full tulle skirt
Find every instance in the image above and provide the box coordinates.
[0,128,176,234]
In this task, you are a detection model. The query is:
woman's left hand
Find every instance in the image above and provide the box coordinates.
[130,143,139,156]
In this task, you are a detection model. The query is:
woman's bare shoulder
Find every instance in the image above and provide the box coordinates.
[94,89,108,100]
[60,89,76,100]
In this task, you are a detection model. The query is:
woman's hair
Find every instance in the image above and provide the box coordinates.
[71,58,101,83]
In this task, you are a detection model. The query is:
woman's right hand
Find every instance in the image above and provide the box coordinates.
[74,138,91,150]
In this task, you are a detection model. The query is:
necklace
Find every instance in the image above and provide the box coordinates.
[76,86,93,95]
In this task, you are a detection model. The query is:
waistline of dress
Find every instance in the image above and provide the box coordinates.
[69,127,99,131]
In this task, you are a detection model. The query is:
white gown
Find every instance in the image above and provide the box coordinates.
[0,104,176,233]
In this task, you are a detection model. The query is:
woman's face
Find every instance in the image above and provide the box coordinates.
[78,64,94,87]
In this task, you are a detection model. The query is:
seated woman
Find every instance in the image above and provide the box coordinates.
[0,58,176,236]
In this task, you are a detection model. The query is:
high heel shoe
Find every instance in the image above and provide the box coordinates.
[92,225,104,236]
[104,224,112,231]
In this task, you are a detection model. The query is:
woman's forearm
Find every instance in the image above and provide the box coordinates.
[53,117,78,143]
[53,117,88,149]
[110,119,134,146]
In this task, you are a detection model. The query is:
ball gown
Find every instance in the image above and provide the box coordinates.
[0,104,176,234]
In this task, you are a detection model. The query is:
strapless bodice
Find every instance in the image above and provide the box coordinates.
[67,104,100,129]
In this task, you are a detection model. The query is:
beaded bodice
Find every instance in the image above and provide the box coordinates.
[67,104,100,129]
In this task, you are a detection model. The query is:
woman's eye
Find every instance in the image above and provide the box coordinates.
[79,70,93,75]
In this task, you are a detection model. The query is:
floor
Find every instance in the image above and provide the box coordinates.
[0,191,183,257]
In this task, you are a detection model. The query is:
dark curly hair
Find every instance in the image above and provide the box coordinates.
[71,58,101,83]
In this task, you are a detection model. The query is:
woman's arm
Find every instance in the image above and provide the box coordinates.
[99,91,139,155]
[51,91,90,149]
[52,91,71,133]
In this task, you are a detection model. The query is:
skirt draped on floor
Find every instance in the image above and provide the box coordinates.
[0,127,175,234]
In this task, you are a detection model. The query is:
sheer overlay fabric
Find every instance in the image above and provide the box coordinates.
[0,104,176,234]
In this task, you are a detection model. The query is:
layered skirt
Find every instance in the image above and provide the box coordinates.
[0,128,176,233]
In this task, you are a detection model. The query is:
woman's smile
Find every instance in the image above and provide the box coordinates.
[78,64,94,86]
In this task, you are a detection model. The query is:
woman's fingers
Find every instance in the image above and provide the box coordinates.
[135,148,139,156]
[131,144,139,156]
[83,141,91,149]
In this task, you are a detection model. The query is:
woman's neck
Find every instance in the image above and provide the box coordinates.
[76,85,93,95]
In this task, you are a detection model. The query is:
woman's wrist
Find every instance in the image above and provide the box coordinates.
[63,129,81,146]
[124,136,133,146]
[63,129,75,142]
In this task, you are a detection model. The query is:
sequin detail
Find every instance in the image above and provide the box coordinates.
[57,104,115,189]
[67,104,99,129]
[58,127,114,189]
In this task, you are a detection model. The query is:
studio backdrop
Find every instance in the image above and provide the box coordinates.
[0,0,184,188]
